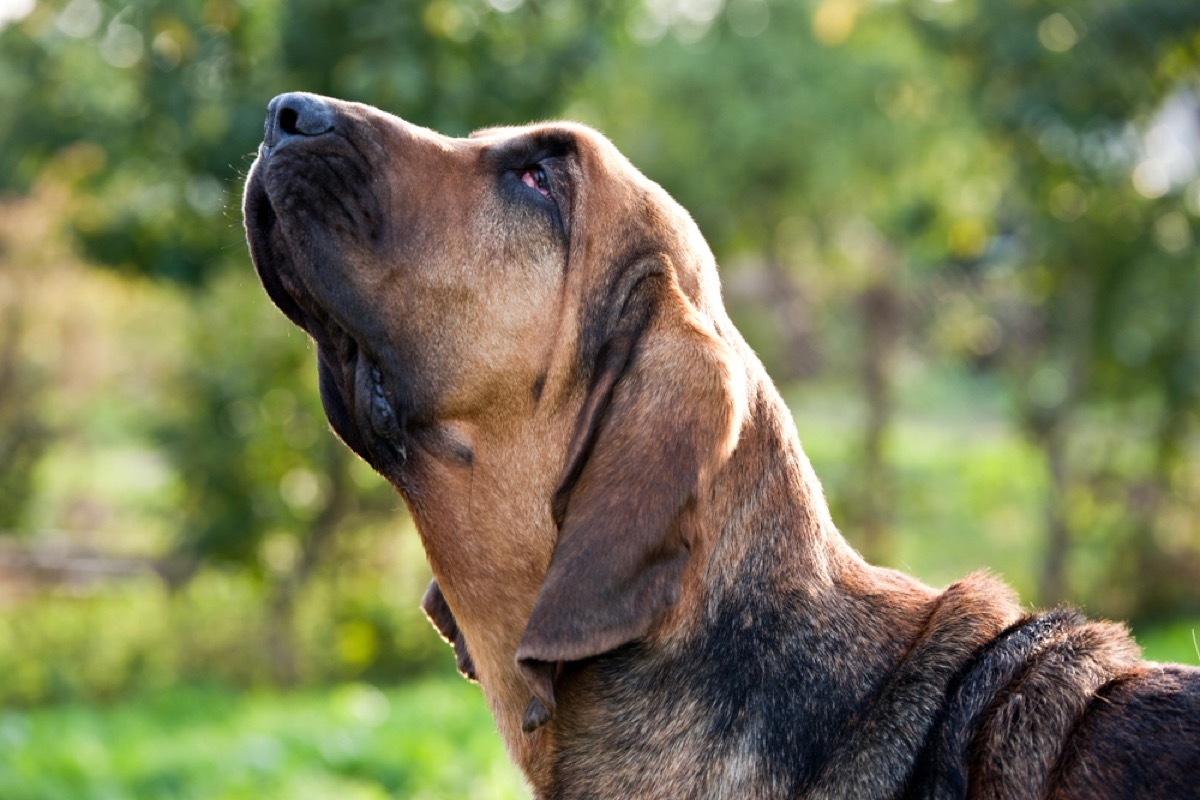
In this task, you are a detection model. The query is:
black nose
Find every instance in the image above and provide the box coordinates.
[264,92,335,148]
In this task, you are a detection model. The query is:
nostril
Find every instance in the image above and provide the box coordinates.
[278,106,301,136]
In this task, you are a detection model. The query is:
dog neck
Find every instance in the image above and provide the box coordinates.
[527,380,1020,797]
[398,367,1015,796]
[400,409,573,779]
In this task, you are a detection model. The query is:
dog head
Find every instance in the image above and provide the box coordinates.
[244,93,747,728]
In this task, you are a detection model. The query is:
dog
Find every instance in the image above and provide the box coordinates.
[243,92,1200,799]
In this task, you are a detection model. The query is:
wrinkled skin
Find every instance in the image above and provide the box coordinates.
[243,93,745,785]
[244,94,1200,800]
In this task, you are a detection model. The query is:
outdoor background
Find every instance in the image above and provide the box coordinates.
[1,0,1199,797]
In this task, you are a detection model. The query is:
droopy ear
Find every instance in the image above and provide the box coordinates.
[420,579,477,682]
[515,266,743,731]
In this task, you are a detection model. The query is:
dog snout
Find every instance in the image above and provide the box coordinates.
[263,92,336,149]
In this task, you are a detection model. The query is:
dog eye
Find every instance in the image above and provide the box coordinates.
[520,165,552,200]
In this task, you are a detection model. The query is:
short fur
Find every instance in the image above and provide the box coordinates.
[243,92,1200,799]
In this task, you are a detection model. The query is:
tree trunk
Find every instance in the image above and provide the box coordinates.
[265,582,299,686]
[1123,402,1200,620]
[1028,266,1093,608]
[764,258,821,381]
[1038,418,1071,607]
[856,278,902,565]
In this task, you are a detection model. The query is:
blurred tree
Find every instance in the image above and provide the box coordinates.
[571,0,1001,563]
[0,281,53,533]
[914,0,1200,615]
[0,0,274,283]
[0,0,625,285]
[0,0,638,679]
[278,0,617,134]
[0,0,639,675]
[0,191,74,537]
[153,271,396,682]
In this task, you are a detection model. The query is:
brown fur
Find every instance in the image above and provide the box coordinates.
[243,93,1200,799]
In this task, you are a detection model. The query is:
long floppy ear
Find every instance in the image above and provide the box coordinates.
[515,265,743,731]
[420,579,476,682]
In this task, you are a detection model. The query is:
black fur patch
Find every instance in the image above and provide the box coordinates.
[690,574,857,792]
[906,609,1083,799]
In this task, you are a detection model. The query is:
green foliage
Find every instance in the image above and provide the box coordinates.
[154,270,336,570]
[0,551,446,707]
[0,337,52,532]
[1136,619,1200,666]
[577,0,991,264]
[0,0,272,283]
[279,0,623,134]
[910,0,1200,610]
[790,367,1043,596]
[0,679,526,800]
[0,0,627,284]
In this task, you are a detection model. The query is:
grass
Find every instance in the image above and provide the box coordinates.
[0,677,527,800]
[1136,619,1200,666]
[2,620,1194,800]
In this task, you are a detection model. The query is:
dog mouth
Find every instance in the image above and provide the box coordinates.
[244,168,410,477]
[321,308,410,471]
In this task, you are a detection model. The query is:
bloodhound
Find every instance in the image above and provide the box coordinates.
[243,93,1200,799]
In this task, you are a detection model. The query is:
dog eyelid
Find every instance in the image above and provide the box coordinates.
[519,165,552,200]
